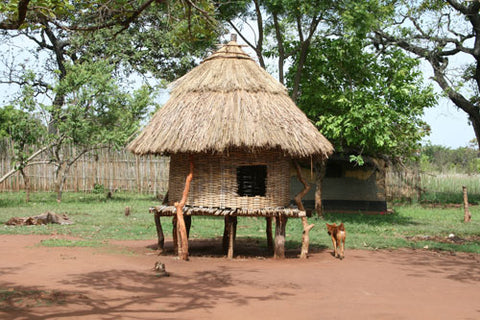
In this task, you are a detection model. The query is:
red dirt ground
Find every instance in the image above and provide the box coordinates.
[1,234,480,320]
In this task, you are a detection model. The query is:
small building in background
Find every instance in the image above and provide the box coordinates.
[290,154,388,214]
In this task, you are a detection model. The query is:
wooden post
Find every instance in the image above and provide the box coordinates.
[274,215,288,259]
[294,161,315,259]
[463,186,471,223]
[185,215,192,238]
[153,210,165,253]
[172,216,178,254]
[223,216,237,258]
[266,217,273,254]
[173,155,194,261]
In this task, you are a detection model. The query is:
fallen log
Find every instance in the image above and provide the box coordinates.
[5,212,73,226]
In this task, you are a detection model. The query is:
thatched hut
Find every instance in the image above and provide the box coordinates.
[128,35,333,259]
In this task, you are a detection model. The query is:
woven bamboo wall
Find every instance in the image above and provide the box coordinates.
[169,150,291,209]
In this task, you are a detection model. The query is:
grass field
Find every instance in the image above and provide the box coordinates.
[1,191,479,254]
[420,173,480,204]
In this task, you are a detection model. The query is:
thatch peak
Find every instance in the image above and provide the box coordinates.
[203,40,252,62]
[171,39,286,95]
[128,37,334,159]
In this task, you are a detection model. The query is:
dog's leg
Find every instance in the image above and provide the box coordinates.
[331,235,338,258]
[339,232,345,259]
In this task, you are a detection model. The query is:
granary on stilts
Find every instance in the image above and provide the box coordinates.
[127,35,334,259]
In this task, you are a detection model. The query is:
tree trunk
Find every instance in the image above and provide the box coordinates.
[315,160,327,218]
[294,161,314,259]
[55,162,68,203]
[19,167,30,203]
[173,155,194,261]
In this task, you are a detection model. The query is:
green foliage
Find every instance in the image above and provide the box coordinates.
[291,37,436,159]
[53,60,154,149]
[420,144,480,174]
[69,1,220,81]
[0,74,47,167]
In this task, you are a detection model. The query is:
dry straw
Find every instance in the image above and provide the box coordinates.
[128,39,333,159]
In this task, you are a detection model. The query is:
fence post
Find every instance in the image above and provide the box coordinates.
[463,186,471,223]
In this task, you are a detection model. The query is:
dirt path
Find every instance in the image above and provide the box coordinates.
[1,234,480,320]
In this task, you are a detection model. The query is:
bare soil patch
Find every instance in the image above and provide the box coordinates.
[1,234,480,320]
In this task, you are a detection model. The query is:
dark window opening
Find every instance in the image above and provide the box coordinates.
[325,162,343,178]
[237,165,267,197]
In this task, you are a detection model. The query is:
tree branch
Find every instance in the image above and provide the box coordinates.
[0,0,30,30]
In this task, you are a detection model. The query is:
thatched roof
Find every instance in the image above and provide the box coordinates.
[128,38,333,159]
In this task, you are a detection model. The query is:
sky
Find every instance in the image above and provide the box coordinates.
[423,98,473,148]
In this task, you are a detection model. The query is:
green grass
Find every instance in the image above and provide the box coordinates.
[1,191,480,254]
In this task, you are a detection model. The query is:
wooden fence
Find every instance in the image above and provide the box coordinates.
[1,142,423,201]
[0,147,169,195]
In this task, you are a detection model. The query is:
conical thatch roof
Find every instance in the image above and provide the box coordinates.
[128,38,333,159]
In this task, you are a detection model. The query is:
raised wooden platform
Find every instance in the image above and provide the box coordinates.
[149,205,305,259]
[150,205,306,217]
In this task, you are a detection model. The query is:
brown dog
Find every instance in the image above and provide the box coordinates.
[326,223,346,259]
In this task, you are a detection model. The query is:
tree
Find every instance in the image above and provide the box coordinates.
[291,37,436,161]
[373,0,480,150]
[220,0,435,161]
[0,76,48,201]
[1,0,220,201]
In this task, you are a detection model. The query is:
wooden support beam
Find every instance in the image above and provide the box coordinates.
[294,161,314,259]
[223,216,237,258]
[274,215,287,259]
[153,210,165,254]
[172,216,178,255]
[266,217,273,254]
[173,155,194,261]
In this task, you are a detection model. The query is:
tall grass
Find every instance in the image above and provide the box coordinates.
[1,192,479,254]
[420,173,480,204]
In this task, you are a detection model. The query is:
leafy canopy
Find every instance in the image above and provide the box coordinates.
[290,36,436,160]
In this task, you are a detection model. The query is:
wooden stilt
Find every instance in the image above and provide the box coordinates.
[223,216,228,254]
[274,215,287,259]
[294,161,314,259]
[266,217,273,254]
[185,215,192,238]
[172,216,178,255]
[153,211,165,253]
[223,216,237,258]
[174,155,194,261]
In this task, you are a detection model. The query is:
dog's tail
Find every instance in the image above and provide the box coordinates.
[338,223,345,231]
